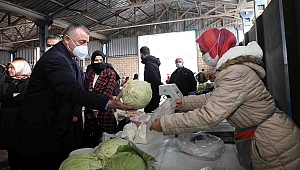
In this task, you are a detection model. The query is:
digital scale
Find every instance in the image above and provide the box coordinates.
[159,84,183,100]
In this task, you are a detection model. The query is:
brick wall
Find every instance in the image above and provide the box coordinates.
[107,55,139,79]
[197,49,215,81]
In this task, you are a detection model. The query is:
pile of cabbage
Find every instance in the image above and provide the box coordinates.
[121,80,152,109]
[59,138,156,170]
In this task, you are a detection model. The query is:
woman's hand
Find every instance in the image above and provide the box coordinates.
[149,118,162,132]
[175,98,183,112]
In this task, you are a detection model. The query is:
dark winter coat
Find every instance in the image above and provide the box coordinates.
[169,67,197,96]
[0,78,29,149]
[141,55,162,112]
[17,42,110,158]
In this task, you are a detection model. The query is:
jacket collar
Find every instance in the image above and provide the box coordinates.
[216,41,263,69]
[54,41,74,60]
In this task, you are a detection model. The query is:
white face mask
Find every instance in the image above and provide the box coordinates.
[68,38,89,60]
[176,63,183,68]
[202,53,219,67]
[45,47,51,52]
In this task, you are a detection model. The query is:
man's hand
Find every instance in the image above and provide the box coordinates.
[149,118,162,132]
[175,98,183,112]
[72,116,78,122]
[13,93,20,97]
[90,109,99,117]
[108,91,136,111]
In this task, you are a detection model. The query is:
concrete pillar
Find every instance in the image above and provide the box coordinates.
[35,20,53,57]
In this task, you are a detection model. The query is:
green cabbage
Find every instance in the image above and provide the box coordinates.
[94,138,129,158]
[60,138,157,170]
[121,80,152,109]
[94,138,157,170]
[106,152,146,170]
[59,153,107,170]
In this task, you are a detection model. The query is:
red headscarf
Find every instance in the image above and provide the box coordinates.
[196,28,237,60]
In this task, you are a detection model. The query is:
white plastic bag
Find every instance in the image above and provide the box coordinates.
[120,122,137,141]
[134,122,147,144]
[146,98,176,144]
[177,131,225,160]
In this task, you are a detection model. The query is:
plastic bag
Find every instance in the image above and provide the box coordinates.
[146,98,176,144]
[133,122,147,144]
[200,163,227,170]
[120,122,137,141]
[177,131,225,160]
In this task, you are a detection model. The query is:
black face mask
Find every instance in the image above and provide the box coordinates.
[92,62,105,75]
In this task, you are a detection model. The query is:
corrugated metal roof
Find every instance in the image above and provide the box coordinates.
[107,36,138,57]
[0,0,257,50]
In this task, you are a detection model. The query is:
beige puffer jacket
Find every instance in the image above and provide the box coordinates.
[160,42,300,170]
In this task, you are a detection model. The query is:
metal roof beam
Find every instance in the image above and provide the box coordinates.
[94,12,237,32]
[0,0,108,40]
[0,46,12,50]
[0,38,39,45]
[55,0,179,19]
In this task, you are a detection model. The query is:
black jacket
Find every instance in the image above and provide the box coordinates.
[0,78,29,109]
[169,67,197,96]
[142,55,162,94]
[18,42,110,157]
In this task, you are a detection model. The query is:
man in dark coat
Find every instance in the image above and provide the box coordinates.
[17,23,135,170]
[140,46,162,113]
[168,58,197,96]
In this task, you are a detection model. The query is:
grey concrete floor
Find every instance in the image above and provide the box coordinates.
[0,150,9,170]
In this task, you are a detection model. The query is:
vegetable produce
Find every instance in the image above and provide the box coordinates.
[59,138,157,170]
[59,153,107,170]
[94,138,129,158]
[121,80,152,109]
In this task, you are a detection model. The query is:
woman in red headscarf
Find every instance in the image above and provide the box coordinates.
[150,28,300,169]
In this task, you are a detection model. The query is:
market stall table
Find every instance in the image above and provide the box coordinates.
[137,137,244,170]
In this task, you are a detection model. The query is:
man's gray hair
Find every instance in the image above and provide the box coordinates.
[62,23,89,38]
[46,34,62,41]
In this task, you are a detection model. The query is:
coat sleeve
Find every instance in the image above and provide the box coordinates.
[181,92,213,111]
[160,69,248,135]
[44,56,109,112]
[187,69,197,92]
[0,83,12,102]
[147,63,161,85]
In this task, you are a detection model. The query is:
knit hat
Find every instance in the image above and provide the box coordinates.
[196,28,237,60]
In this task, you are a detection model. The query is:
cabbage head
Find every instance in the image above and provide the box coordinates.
[59,153,107,170]
[106,152,146,170]
[94,138,129,158]
[121,80,152,109]
[94,138,157,170]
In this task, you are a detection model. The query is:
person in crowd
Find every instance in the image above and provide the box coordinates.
[46,34,62,51]
[47,34,84,152]
[165,74,170,84]
[133,73,139,80]
[82,50,118,147]
[0,59,31,170]
[196,68,207,83]
[168,58,197,96]
[140,46,162,113]
[0,64,6,92]
[17,23,135,170]
[149,28,300,170]
[85,54,121,96]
